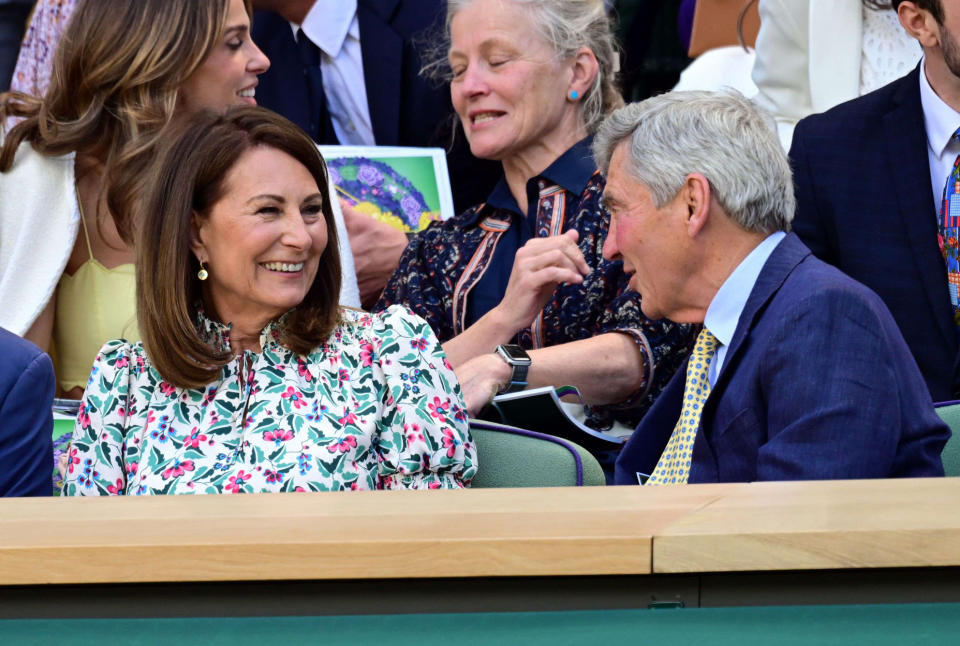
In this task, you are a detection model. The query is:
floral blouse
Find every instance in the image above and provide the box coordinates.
[63,306,476,495]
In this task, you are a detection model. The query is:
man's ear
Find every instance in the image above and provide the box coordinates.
[568,46,599,101]
[189,211,207,263]
[682,173,711,238]
[898,1,941,49]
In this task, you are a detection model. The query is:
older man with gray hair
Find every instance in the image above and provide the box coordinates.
[596,91,948,485]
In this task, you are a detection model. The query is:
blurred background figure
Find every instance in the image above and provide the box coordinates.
[0,0,32,92]
[753,0,920,149]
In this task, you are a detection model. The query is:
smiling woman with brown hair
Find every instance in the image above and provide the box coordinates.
[64,107,475,496]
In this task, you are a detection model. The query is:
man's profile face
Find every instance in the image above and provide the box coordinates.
[601,144,689,321]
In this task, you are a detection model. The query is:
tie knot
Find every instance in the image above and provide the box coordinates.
[693,327,718,359]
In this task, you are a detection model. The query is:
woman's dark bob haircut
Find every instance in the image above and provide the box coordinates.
[137,106,342,388]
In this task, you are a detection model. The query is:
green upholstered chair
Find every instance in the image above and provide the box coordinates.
[468,419,606,488]
[934,401,960,477]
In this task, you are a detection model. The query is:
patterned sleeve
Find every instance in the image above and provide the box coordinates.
[374,220,458,342]
[63,340,132,496]
[10,0,77,97]
[371,305,476,489]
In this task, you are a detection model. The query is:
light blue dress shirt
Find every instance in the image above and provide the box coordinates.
[703,231,786,386]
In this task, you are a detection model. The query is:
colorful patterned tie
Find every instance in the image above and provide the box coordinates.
[939,142,960,332]
[646,327,718,486]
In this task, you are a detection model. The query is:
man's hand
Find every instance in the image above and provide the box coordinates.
[341,200,409,308]
[454,353,513,417]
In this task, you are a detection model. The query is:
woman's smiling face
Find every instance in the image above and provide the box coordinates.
[192,145,328,331]
[179,0,270,114]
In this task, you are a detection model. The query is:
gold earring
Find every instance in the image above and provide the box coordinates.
[198,260,208,281]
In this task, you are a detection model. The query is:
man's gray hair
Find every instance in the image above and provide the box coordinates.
[592,91,794,233]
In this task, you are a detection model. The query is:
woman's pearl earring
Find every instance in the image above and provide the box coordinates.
[198,260,209,281]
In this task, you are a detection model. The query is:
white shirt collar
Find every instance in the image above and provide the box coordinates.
[300,0,358,57]
[704,231,787,348]
[919,55,960,160]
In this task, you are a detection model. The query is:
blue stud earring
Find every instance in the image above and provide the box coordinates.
[569,90,579,101]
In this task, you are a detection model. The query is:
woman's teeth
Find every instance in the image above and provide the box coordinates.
[263,262,303,272]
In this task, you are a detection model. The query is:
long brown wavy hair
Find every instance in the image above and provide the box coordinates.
[0,0,251,245]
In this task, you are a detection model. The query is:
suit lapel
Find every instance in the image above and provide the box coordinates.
[357,0,402,145]
[883,66,955,350]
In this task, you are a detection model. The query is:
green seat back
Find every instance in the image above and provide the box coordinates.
[468,420,605,488]
[934,402,960,477]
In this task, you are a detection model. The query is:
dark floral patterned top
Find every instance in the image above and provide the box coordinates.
[377,138,695,424]
[63,306,476,495]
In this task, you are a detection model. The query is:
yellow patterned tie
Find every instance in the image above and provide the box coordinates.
[646,327,718,486]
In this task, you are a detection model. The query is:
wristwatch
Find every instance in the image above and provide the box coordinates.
[494,344,532,394]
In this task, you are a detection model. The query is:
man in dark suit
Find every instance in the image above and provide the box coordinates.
[594,91,947,485]
[790,0,960,402]
[0,327,53,496]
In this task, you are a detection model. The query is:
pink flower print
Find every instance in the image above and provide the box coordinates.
[338,368,350,385]
[410,337,428,351]
[297,357,313,381]
[281,386,307,409]
[265,469,284,484]
[202,386,218,407]
[427,396,450,421]
[114,354,129,369]
[264,429,294,446]
[359,341,375,367]
[136,355,146,373]
[162,459,195,480]
[452,403,467,422]
[428,481,442,489]
[327,435,358,453]
[126,462,138,475]
[77,403,91,430]
[404,423,424,444]
[107,478,124,495]
[441,429,460,458]
[443,357,453,371]
[184,427,208,449]
[337,411,358,427]
[225,470,252,493]
[66,447,80,474]
[159,381,176,397]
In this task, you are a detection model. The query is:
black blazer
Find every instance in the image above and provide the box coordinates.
[251,0,500,213]
[790,64,960,401]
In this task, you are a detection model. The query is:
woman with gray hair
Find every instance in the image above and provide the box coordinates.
[378,0,694,430]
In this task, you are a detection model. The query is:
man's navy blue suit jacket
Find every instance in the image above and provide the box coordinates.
[251,0,501,213]
[614,234,948,484]
[0,327,53,496]
[790,64,960,402]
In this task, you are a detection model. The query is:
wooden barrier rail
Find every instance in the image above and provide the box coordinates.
[1,478,959,615]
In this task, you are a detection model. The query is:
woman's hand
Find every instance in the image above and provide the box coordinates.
[454,353,512,417]
[492,229,590,333]
[341,200,409,308]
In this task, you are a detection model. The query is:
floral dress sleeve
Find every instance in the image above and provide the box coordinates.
[63,340,133,496]
[371,305,477,489]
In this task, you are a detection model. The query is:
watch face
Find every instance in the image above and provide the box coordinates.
[498,344,531,362]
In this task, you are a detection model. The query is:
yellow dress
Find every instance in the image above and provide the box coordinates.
[53,210,139,392]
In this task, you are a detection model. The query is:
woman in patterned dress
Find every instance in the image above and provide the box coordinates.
[64,107,476,495]
[378,0,694,423]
